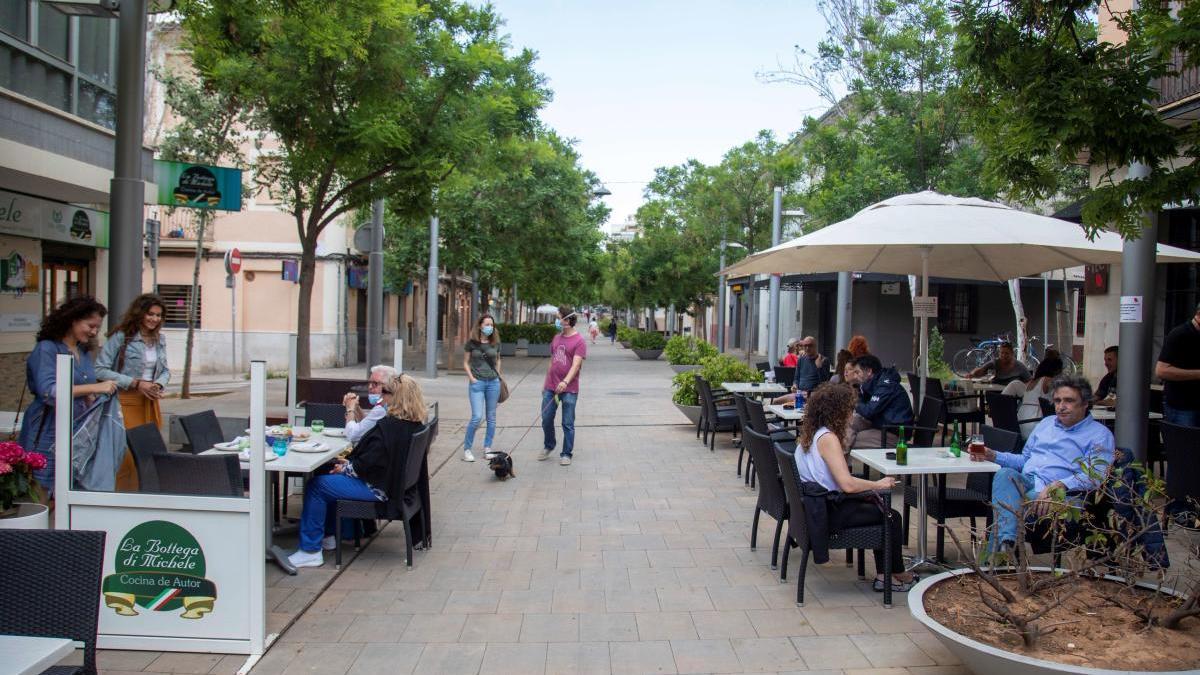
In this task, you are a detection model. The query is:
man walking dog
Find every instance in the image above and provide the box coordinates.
[539,305,587,465]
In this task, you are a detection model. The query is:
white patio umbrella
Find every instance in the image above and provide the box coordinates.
[534,304,560,315]
[719,191,1200,406]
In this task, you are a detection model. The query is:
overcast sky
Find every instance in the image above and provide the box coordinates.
[488,1,831,229]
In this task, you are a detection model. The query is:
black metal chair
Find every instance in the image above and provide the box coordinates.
[125,423,165,492]
[774,442,894,608]
[773,366,796,387]
[0,529,106,675]
[697,377,739,452]
[178,410,227,454]
[335,423,433,568]
[304,402,346,428]
[907,373,985,439]
[743,428,789,571]
[1163,422,1200,520]
[985,392,1021,435]
[154,453,244,497]
[756,361,771,373]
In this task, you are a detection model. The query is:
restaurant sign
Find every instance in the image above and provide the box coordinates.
[153,160,243,211]
[102,520,218,620]
[0,189,110,248]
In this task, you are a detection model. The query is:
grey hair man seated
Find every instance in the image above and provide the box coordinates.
[342,364,398,444]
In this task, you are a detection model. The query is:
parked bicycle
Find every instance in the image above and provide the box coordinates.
[952,334,1076,377]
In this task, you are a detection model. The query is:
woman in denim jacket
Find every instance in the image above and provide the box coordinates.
[96,293,170,491]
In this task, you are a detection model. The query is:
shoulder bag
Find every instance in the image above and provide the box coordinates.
[477,343,510,404]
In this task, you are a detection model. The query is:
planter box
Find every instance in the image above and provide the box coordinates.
[633,349,663,360]
[527,343,551,357]
[910,567,1192,675]
[499,342,517,357]
[673,403,701,424]
[670,364,700,374]
[0,502,49,530]
[620,340,632,349]
[516,338,529,349]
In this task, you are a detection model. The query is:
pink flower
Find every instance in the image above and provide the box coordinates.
[22,452,46,471]
[0,442,23,464]
[0,460,11,475]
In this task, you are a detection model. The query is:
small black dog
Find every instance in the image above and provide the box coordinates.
[487,451,515,480]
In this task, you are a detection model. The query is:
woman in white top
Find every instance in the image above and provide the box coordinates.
[792,383,916,592]
[1000,356,1063,439]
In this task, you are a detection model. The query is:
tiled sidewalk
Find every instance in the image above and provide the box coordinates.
[243,343,965,675]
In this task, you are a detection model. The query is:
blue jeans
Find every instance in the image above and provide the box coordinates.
[298,472,380,553]
[989,468,1038,552]
[542,390,577,457]
[465,378,501,450]
[1164,403,1200,428]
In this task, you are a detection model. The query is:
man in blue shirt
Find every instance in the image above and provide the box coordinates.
[970,375,1114,553]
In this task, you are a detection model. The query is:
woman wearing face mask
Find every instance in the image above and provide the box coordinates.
[19,295,118,493]
[96,293,170,491]
[462,314,502,462]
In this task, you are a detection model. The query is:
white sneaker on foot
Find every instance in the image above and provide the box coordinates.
[560,456,572,466]
[288,549,324,568]
[537,449,553,461]
[321,536,337,551]
[463,449,475,462]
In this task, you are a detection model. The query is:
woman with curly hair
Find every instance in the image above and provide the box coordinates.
[96,293,170,490]
[791,383,917,593]
[19,295,117,492]
[846,335,870,359]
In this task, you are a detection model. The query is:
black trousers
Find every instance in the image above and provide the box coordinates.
[827,500,905,575]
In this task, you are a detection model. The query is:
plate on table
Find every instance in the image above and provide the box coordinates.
[291,429,312,441]
[239,450,277,462]
[213,437,247,452]
[290,440,329,453]
[321,428,346,438]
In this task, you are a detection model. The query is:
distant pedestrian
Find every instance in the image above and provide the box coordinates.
[588,318,600,344]
[540,305,586,466]
[462,314,502,463]
[96,293,170,491]
[608,318,617,343]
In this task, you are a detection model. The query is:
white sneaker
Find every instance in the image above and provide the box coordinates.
[321,536,337,551]
[560,456,572,466]
[463,449,476,462]
[538,448,553,461]
[288,549,324,568]
[483,447,497,459]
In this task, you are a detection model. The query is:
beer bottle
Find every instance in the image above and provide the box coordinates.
[949,422,961,458]
[896,425,908,466]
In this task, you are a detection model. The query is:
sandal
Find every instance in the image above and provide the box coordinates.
[873,574,919,592]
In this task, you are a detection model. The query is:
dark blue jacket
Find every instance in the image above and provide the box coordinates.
[856,366,914,429]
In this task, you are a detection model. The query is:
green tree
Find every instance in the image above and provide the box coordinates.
[179,0,546,375]
[955,0,1191,237]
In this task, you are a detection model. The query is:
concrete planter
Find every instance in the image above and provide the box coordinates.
[673,403,702,424]
[619,340,632,349]
[516,338,529,349]
[909,567,1191,675]
[670,364,700,374]
[0,502,50,530]
[633,349,663,360]
[499,343,517,357]
[527,343,551,357]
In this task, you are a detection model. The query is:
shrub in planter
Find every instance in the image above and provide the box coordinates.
[616,325,637,345]
[671,370,699,405]
[631,330,666,351]
[527,323,558,344]
[698,353,762,388]
[663,335,717,365]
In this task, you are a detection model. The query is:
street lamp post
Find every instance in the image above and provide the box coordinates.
[766,187,782,366]
[717,239,745,353]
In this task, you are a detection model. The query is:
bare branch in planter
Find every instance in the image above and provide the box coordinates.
[946,525,1015,603]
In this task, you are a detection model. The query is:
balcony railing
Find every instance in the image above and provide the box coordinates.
[144,206,215,243]
[1157,48,1200,112]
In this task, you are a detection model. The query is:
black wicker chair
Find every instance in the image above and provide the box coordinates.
[304,402,346,428]
[335,423,433,568]
[907,373,985,438]
[154,453,243,496]
[743,428,789,570]
[697,377,739,452]
[178,410,227,454]
[756,361,771,373]
[985,392,1021,435]
[0,529,106,675]
[693,374,734,442]
[773,366,796,387]
[125,423,165,492]
[774,442,894,608]
[733,393,754,481]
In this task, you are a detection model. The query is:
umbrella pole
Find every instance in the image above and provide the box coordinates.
[919,248,930,416]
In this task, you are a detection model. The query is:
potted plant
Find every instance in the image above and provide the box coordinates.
[0,441,48,530]
[909,456,1200,674]
[631,330,667,360]
[526,323,557,357]
[671,369,702,423]
[670,354,762,423]
[664,335,717,373]
[616,325,637,349]
[496,323,519,356]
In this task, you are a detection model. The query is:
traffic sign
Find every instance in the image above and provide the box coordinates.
[224,248,242,275]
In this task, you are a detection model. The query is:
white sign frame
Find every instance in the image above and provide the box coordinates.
[54,355,267,656]
[912,295,938,318]
[1120,295,1143,323]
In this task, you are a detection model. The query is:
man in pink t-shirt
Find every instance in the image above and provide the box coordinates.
[539,305,587,465]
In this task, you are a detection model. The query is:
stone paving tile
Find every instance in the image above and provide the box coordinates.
[97,650,160,671]
[144,652,227,674]
[850,633,938,668]
[656,587,714,612]
[396,613,466,643]
[745,608,816,638]
[278,643,363,675]
[670,638,743,674]
[344,643,423,675]
[906,630,962,666]
[546,641,611,674]
[519,612,580,642]
[635,611,698,641]
[790,635,873,670]
[730,636,807,672]
[337,614,409,643]
[801,606,874,635]
[458,613,524,643]
[609,640,678,674]
[278,614,356,644]
[479,642,548,675]
[412,643,485,673]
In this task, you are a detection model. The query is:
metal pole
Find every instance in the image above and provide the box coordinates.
[425,214,439,378]
[767,187,782,365]
[919,248,931,407]
[108,0,149,318]
[230,276,236,375]
[366,199,384,371]
[1115,161,1157,461]
[835,271,852,352]
[1043,275,1049,361]
[717,240,727,352]
[394,339,404,375]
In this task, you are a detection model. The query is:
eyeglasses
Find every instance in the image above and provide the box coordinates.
[367,380,385,388]
[381,388,394,395]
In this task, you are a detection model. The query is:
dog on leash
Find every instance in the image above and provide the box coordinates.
[487,451,515,480]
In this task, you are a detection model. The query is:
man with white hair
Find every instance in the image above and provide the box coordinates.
[342,364,397,444]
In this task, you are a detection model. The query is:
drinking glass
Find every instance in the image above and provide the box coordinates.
[272,436,288,457]
[968,434,986,457]
[311,419,325,434]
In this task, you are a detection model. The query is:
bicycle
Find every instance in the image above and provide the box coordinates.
[951,333,1011,377]
[1022,336,1078,376]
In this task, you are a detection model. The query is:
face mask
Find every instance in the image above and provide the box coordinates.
[555,319,563,331]
[367,393,382,405]
[481,325,494,337]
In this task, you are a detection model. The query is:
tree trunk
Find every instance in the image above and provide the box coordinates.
[1008,279,1028,362]
[295,231,319,377]
[180,210,210,399]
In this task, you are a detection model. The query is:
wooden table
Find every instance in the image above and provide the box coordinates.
[721,382,788,397]
[851,447,1000,570]
[765,403,804,422]
[0,635,74,675]
[202,429,351,574]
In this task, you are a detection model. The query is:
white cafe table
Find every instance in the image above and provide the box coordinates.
[721,382,788,396]
[0,635,74,675]
[765,403,804,422]
[202,430,350,574]
[850,447,1000,570]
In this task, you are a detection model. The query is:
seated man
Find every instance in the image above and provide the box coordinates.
[968,342,1032,386]
[970,375,1115,554]
[342,364,397,444]
[1094,345,1118,405]
[848,354,914,449]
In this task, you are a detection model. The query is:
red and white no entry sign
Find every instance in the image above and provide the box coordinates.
[225,248,242,275]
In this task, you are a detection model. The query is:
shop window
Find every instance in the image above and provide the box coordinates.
[936,283,976,334]
[76,15,112,85]
[78,80,115,129]
[36,4,68,62]
[1,1,29,40]
[159,284,201,329]
[1076,293,1087,337]
[42,260,88,316]
[0,43,71,112]
[1163,210,1199,333]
